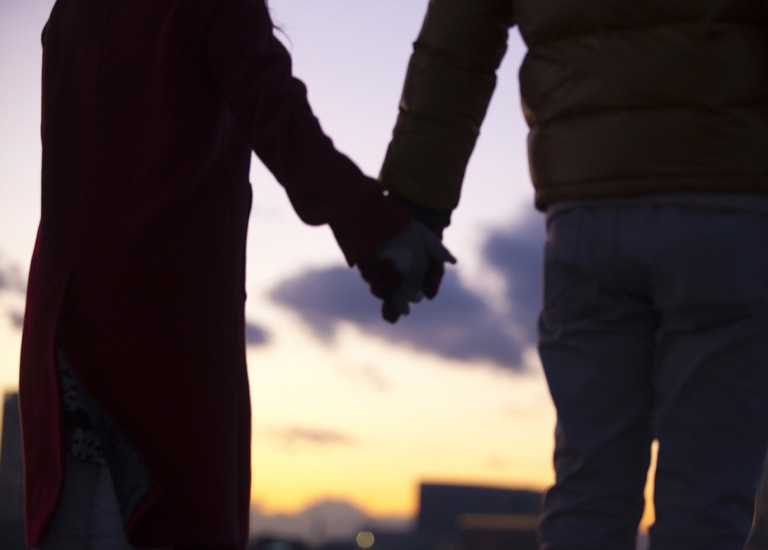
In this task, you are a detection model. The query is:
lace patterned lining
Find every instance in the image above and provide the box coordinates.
[56,350,152,520]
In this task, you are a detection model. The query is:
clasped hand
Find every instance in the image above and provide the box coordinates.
[358,220,456,323]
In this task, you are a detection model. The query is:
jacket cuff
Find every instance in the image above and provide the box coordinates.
[389,193,452,236]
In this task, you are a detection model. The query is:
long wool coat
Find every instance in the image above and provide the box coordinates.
[20,0,409,547]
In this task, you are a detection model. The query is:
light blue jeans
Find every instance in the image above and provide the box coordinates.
[35,454,170,550]
[537,204,768,550]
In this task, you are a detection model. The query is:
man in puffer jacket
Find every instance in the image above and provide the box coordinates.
[380,1,768,549]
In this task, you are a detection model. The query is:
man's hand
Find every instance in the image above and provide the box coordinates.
[358,220,456,323]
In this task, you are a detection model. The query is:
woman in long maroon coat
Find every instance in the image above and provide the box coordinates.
[19,0,443,548]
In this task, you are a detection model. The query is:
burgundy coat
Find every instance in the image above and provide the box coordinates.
[20,0,409,547]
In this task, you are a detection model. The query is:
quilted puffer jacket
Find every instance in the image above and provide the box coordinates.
[381,0,768,211]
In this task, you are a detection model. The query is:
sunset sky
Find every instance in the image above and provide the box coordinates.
[0,0,656,530]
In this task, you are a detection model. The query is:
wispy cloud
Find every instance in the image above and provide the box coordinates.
[267,425,357,450]
[339,363,391,393]
[268,214,546,371]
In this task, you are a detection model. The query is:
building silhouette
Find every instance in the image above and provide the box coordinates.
[249,537,310,550]
[458,512,539,550]
[416,482,541,550]
[0,391,26,550]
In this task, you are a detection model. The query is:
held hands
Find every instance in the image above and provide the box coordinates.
[358,220,456,323]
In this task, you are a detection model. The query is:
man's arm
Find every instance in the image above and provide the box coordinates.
[380,0,514,217]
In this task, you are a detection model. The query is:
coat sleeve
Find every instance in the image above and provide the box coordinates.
[380,0,514,214]
[185,0,410,265]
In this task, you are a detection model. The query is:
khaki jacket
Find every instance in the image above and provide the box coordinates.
[381,0,768,211]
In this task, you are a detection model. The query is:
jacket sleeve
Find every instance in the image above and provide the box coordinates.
[380,0,514,214]
[186,0,410,266]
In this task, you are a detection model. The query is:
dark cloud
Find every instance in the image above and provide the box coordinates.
[268,214,547,371]
[268,426,356,450]
[269,265,377,340]
[7,310,24,329]
[0,256,26,295]
[480,214,545,348]
[0,254,27,331]
[245,320,270,347]
[270,264,521,368]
